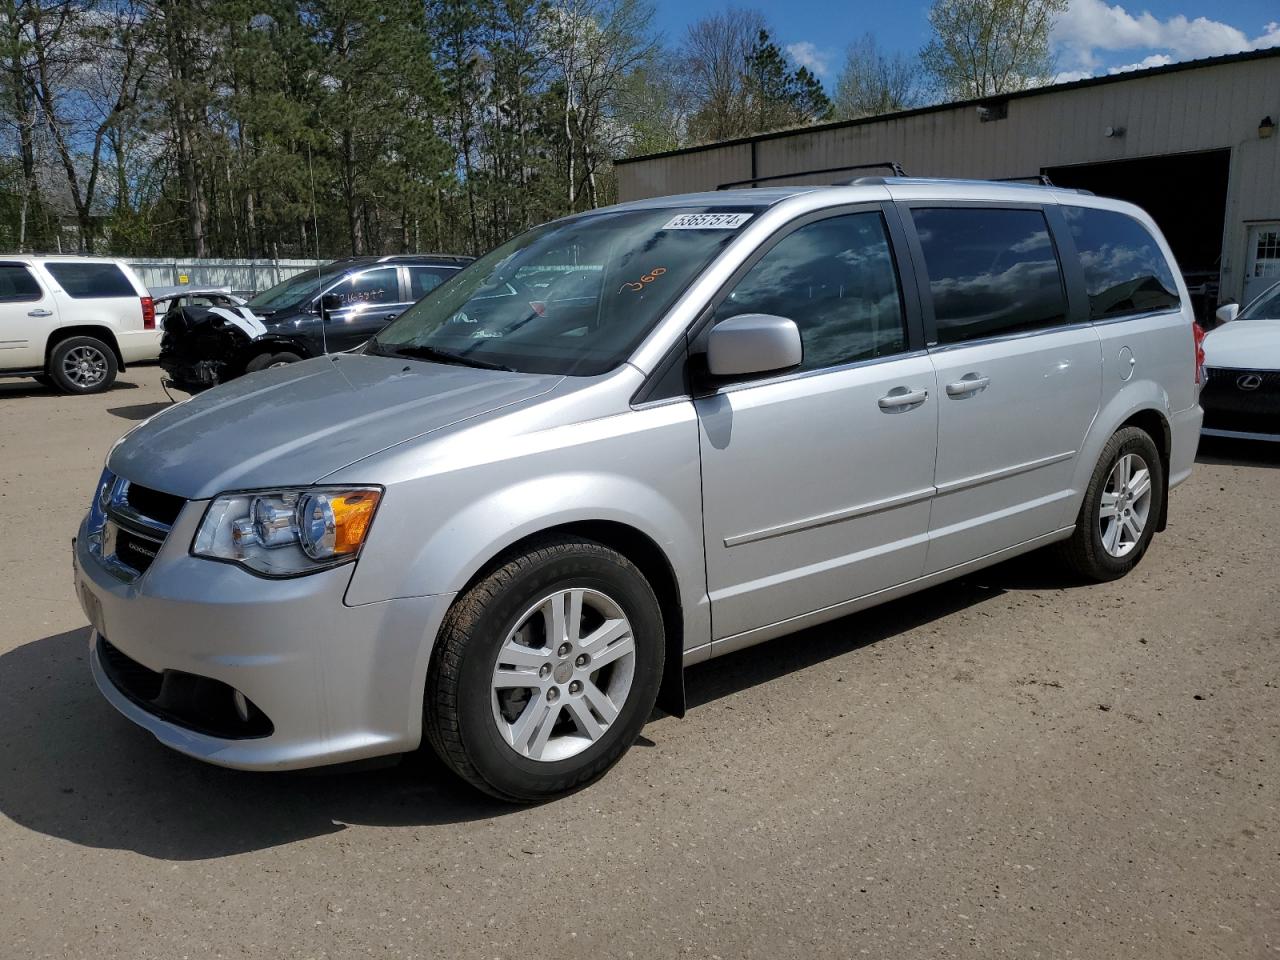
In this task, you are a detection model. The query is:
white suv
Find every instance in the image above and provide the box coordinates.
[0,256,157,394]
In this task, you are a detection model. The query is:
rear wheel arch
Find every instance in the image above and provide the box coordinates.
[1118,408,1172,531]
[45,325,124,371]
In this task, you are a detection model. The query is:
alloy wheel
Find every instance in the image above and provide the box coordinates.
[1098,452,1153,558]
[62,345,108,388]
[490,588,636,762]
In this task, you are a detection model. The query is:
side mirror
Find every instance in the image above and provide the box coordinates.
[1214,303,1239,324]
[705,313,803,378]
[319,292,343,317]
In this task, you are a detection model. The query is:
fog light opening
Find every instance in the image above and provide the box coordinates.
[232,689,251,723]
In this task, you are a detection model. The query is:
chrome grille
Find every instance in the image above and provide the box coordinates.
[95,476,184,580]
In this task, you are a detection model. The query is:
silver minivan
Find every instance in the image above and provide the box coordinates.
[74,179,1204,800]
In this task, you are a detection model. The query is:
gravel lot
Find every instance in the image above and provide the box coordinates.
[1,364,1277,960]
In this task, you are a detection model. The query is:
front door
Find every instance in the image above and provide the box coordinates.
[321,266,407,352]
[696,209,938,648]
[0,262,56,370]
[905,205,1102,573]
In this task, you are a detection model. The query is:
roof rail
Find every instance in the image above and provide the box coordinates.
[846,174,1096,196]
[716,161,907,190]
[374,253,474,263]
[993,174,1055,186]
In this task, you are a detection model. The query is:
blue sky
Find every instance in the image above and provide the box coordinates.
[651,0,1280,85]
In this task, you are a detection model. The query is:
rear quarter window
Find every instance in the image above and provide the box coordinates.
[1063,207,1181,320]
[44,262,137,299]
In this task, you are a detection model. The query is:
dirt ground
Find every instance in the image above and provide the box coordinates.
[0,364,1276,960]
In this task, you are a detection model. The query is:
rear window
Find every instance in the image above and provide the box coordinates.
[0,264,43,302]
[912,207,1068,344]
[44,262,136,299]
[1063,207,1180,320]
[408,266,456,298]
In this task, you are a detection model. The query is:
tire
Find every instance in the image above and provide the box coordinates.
[48,336,117,394]
[424,536,665,802]
[244,350,302,373]
[1058,426,1165,582]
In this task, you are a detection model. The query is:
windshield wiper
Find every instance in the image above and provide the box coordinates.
[377,342,514,372]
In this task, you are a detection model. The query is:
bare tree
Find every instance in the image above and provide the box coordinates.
[921,0,1067,99]
[0,0,44,250]
[681,6,764,143]
[834,33,926,120]
[27,0,153,252]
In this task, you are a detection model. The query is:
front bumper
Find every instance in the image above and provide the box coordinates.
[1199,367,1279,441]
[74,506,454,771]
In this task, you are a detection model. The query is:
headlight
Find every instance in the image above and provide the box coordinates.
[88,468,113,533]
[192,486,382,577]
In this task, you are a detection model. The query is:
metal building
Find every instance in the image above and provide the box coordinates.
[616,47,1280,313]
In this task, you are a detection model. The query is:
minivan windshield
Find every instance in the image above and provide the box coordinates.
[368,206,759,376]
[247,266,341,312]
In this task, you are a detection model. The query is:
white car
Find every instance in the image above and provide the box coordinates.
[1201,281,1280,441]
[0,256,157,394]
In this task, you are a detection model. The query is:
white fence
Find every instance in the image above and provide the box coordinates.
[123,258,329,294]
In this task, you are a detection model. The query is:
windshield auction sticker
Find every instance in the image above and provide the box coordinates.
[662,212,754,230]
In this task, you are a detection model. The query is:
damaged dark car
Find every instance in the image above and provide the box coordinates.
[159,254,472,393]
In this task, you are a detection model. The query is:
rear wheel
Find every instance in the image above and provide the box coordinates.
[1059,426,1164,581]
[244,350,302,373]
[48,336,117,394]
[424,537,664,801]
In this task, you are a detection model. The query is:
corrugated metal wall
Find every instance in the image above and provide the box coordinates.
[617,54,1280,302]
[123,258,328,294]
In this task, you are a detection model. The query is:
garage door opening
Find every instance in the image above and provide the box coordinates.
[1045,149,1230,322]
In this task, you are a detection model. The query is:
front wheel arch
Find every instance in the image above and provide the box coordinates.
[446,520,686,720]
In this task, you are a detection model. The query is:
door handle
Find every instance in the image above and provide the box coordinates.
[383,313,398,320]
[877,388,929,410]
[945,375,990,397]
[27,308,53,317]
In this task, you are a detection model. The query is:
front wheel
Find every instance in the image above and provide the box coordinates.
[1059,426,1164,581]
[424,537,665,801]
[244,350,302,373]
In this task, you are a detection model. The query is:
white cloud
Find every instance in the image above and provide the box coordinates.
[1053,1,1280,78]
[785,41,833,77]
[1107,53,1175,73]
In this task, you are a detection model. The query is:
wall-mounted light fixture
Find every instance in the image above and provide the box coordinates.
[1261,116,1275,139]
[976,99,1008,122]
[1104,125,1126,138]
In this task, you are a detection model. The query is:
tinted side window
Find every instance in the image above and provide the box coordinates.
[0,264,43,302]
[1063,207,1180,319]
[714,212,906,372]
[408,266,455,298]
[330,267,399,308]
[912,207,1068,344]
[44,262,135,298]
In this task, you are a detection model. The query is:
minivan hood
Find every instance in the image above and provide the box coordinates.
[109,355,562,500]
[1203,318,1280,371]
